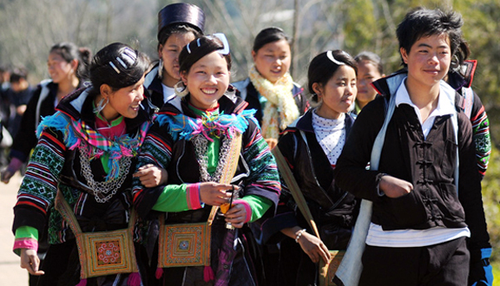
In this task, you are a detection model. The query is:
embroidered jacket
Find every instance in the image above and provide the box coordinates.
[12,87,154,245]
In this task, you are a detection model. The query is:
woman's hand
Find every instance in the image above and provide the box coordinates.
[199,182,235,206]
[224,204,246,228]
[379,175,413,198]
[133,164,168,188]
[297,232,332,264]
[20,249,44,276]
[265,138,278,150]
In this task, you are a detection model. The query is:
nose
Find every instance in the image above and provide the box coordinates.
[428,52,439,64]
[346,84,356,95]
[137,86,144,101]
[207,74,217,84]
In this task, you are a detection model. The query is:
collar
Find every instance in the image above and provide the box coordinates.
[291,108,355,134]
[395,77,456,118]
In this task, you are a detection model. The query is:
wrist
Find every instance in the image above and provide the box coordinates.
[295,229,307,243]
[375,172,388,196]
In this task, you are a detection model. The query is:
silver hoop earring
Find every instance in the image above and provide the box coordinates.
[174,81,189,97]
[158,58,163,79]
[93,97,109,114]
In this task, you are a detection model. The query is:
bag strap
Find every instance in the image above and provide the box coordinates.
[207,132,243,225]
[54,190,137,236]
[272,146,321,238]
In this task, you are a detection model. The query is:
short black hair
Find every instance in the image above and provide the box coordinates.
[10,67,28,83]
[396,7,469,67]
[308,50,357,103]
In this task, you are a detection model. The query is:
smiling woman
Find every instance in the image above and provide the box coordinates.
[132,34,281,286]
[11,42,166,286]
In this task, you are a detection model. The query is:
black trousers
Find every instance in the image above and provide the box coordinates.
[359,237,469,286]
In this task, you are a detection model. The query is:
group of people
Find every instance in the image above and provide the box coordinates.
[4,2,493,286]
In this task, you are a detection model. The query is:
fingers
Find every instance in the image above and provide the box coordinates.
[1,170,13,184]
[224,204,246,228]
[20,250,45,276]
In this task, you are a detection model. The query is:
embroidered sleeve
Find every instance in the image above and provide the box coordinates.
[14,225,39,255]
[13,127,66,234]
[152,183,202,212]
[237,195,272,222]
[470,94,490,177]
[241,123,281,214]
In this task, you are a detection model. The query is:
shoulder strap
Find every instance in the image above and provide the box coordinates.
[54,190,137,235]
[207,133,243,225]
[272,146,321,238]
[35,80,52,128]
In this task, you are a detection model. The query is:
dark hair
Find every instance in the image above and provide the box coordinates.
[88,42,150,95]
[179,36,232,74]
[252,27,290,52]
[50,42,92,81]
[307,50,357,103]
[158,25,203,48]
[9,67,28,83]
[396,7,469,67]
[354,51,384,75]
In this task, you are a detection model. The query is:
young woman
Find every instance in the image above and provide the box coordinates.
[132,34,281,286]
[262,50,358,285]
[233,27,309,149]
[12,42,163,286]
[354,51,385,113]
[2,42,91,183]
[144,2,205,110]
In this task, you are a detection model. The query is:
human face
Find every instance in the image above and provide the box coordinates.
[356,60,382,107]
[181,51,230,110]
[101,75,145,121]
[401,33,451,90]
[315,65,357,120]
[47,52,76,84]
[252,39,291,84]
[159,32,197,87]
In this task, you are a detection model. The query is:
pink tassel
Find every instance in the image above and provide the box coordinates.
[127,272,141,286]
[204,265,215,282]
[76,279,87,286]
[155,267,164,280]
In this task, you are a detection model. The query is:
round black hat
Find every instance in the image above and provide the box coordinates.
[157,3,205,40]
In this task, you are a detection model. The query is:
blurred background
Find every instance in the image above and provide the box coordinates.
[0,0,498,281]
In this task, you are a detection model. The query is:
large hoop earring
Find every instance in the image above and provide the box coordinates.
[174,81,189,97]
[93,97,109,114]
[158,58,163,79]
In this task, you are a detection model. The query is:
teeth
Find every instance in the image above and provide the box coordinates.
[202,89,216,94]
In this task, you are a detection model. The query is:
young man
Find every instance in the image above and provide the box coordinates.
[334,8,492,286]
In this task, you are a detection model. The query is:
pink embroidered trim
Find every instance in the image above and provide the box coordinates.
[233,199,252,223]
[187,183,202,209]
[13,238,38,252]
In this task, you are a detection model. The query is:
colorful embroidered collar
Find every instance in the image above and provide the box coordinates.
[157,109,256,142]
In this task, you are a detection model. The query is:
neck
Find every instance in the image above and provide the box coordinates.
[161,72,179,88]
[58,76,79,100]
[95,95,119,122]
[316,104,342,120]
[405,78,440,109]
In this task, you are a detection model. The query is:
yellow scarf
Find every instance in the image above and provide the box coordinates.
[249,65,299,139]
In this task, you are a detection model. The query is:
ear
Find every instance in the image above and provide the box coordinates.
[158,44,164,59]
[312,82,322,97]
[180,71,188,85]
[251,50,257,62]
[70,59,79,70]
[100,84,112,98]
[400,47,409,65]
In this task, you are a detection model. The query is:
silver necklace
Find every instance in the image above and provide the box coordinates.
[192,135,232,182]
[79,146,132,203]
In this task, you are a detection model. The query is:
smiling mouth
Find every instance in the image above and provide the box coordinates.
[202,88,217,95]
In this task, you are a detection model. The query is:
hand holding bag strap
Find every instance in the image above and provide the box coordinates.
[207,132,243,225]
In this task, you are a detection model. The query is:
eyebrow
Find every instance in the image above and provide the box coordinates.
[417,43,449,49]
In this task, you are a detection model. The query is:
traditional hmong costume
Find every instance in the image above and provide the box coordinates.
[12,87,154,286]
[132,92,280,286]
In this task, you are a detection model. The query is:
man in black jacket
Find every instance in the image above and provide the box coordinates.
[335,7,492,286]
